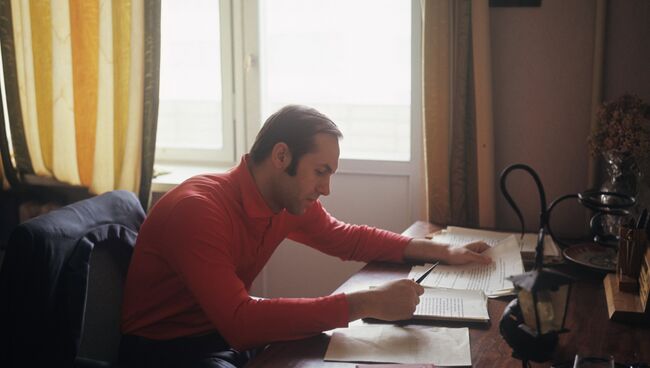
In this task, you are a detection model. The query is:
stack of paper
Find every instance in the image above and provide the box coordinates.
[427,226,563,265]
[324,325,471,366]
[409,235,525,297]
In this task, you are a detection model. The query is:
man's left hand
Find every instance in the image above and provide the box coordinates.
[445,241,492,265]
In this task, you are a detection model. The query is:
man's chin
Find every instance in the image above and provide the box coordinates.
[287,201,314,216]
[286,207,306,216]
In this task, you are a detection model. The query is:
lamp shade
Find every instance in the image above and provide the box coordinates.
[508,268,572,336]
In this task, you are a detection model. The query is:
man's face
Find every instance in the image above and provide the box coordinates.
[278,133,339,215]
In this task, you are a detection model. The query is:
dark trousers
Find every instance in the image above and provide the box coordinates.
[118,332,256,368]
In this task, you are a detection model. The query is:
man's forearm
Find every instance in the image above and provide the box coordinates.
[402,238,451,263]
[402,238,492,265]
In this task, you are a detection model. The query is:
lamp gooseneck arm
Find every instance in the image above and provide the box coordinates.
[499,164,548,269]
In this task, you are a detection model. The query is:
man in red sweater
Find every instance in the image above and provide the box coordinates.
[119,105,491,368]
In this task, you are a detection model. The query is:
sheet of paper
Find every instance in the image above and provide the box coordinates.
[409,235,524,296]
[324,325,471,366]
[416,288,489,322]
[429,226,560,257]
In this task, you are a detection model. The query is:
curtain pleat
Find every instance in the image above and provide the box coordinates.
[70,0,99,187]
[423,0,493,228]
[90,0,115,194]
[471,0,495,228]
[30,0,53,173]
[13,0,48,176]
[51,0,81,185]
[0,155,6,189]
[112,0,131,188]
[423,0,451,224]
[588,0,607,190]
[119,0,143,192]
[138,0,160,209]
[0,0,32,176]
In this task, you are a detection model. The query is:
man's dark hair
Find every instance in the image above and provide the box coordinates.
[249,105,343,176]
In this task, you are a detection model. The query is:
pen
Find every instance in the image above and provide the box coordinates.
[415,261,440,284]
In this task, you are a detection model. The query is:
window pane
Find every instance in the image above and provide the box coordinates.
[259,0,411,161]
[157,0,223,152]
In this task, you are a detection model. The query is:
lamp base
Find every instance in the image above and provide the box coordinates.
[499,299,559,363]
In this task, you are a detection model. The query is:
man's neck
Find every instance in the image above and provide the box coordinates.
[247,159,282,213]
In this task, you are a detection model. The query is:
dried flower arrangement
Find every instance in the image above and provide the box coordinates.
[588,94,650,162]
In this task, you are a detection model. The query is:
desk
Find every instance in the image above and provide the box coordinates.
[246,221,650,367]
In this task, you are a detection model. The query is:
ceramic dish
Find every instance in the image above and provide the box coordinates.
[563,243,617,272]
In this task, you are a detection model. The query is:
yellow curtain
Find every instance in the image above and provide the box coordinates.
[422,0,495,228]
[1,0,158,205]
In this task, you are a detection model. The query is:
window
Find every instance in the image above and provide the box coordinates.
[156,0,417,170]
[259,0,411,161]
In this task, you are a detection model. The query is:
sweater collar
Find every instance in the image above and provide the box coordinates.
[231,154,276,219]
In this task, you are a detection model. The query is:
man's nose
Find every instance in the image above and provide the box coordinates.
[318,178,331,196]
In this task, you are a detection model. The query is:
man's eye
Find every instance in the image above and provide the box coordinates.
[315,170,326,176]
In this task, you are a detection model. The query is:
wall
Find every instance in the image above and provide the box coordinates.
[491,0,650,237]
[604,0,650,102]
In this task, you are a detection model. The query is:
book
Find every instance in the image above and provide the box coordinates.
[368,285,489,323]
[427,226,563,265]
[414,287,489,322]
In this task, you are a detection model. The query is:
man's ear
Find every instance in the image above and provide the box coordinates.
[270,142,292,170]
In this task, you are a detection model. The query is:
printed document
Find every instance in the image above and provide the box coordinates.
[324,325,471,366]
[408,235,524,296]
[415,287,489,322]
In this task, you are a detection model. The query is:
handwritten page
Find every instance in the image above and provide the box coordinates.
[324,325,471,366]
[416,288,489,322]
[409,235,524,296]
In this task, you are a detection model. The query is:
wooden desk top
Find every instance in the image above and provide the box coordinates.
[246,221,650,367]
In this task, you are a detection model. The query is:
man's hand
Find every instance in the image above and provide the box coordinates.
[346,279,424,322]
[445,240,492,265]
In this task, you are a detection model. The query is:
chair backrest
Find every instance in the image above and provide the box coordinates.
[0,190,145,367]
[77,229,136,364]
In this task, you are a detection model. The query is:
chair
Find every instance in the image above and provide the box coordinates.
[0,190,145,367]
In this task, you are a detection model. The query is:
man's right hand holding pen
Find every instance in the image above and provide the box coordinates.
[346,238,492,322]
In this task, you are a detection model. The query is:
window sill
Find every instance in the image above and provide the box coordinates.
[151,162,232,193]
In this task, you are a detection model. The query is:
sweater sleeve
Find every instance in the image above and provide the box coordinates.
[159,196,349,351]
[288,201,412,263]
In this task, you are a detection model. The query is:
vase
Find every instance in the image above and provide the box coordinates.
[602,152,641,197]
[597,152,641,244]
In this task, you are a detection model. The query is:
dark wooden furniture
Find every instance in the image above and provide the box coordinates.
[246,221,650,367]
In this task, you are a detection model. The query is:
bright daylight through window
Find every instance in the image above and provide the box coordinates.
[156,0,412,168]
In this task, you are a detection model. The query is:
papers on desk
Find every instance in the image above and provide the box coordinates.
[409,235,525,297]
[427,226,563,265]
[324,325,471,366]
[415,288,489,322]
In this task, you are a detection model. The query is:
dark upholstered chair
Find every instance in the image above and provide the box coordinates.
[0,190,145,367]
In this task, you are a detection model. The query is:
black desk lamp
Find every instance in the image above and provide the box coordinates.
[498,164,573,367]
